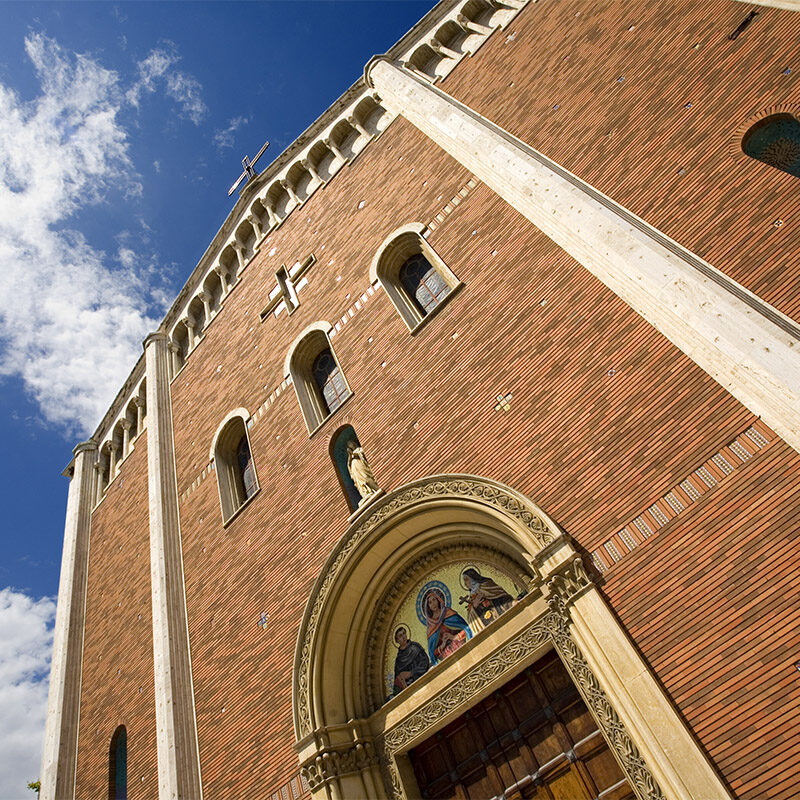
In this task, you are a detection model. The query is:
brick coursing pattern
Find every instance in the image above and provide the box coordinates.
[591,420,775,573]
[72,1,800,798]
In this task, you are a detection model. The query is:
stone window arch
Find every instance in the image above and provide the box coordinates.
[285,323,352,433]
[211,409,259,523]
[371,224,461,332]
[292,473,732,800]
[742,113,800,177]
[108,725,127,800]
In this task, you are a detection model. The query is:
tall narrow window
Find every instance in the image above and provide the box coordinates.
[372,225,461,331]
[287,325,351,433]
[743,113,800,178]
[108,726,127,800]
[212,412,259,523]
[312,349,348,414]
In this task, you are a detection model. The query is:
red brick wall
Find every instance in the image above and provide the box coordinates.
[443,0,800,321]
[75,437,157,799]
[73,1,800,797]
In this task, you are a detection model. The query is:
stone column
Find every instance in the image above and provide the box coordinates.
[302,159,322,184]
[247,213,263,241]
[198,291,212,324]
[348,116,370,140]
[181,316,196,351]
[213,264,230,296]
[169,342,182,379]
[233,242,246,271]
[366,57,800,454]
[93,458,106,504]
[280,178,302,206]
[40,441,97,800]
[121,419,132,459]
[262,202,280,230]
[108,441,118,480]
[324,137,346,162]
[134,396,146,434]
[143,332,203,800]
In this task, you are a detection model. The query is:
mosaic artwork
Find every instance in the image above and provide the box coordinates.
[383,561,524,702]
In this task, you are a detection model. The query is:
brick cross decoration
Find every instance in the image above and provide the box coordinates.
[494,393,513,412]
[260,253,316,321]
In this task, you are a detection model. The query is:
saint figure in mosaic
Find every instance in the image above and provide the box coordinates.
[392,624,430,696]
[422,587,471,664]
[459,567,514,631]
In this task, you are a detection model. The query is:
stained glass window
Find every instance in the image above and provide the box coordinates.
[237,436,257,500]
[399,253,450,316]
[312,349,348,414]
[743,114,800,178]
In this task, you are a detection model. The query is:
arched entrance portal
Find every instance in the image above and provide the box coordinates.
[292,475,731,800]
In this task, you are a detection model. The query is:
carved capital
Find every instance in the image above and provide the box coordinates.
[545,556,593,614]
[300,740,378,790]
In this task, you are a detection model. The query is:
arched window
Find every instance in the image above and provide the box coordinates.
[286,325,351,433]
[108,726,127,800]
[399,252,451,315]
[312,349,348,414]
[212,411,259,523]
[742,113,800,178]
[371,224,461,331]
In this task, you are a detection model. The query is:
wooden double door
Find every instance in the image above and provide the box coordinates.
[409,650,635,800]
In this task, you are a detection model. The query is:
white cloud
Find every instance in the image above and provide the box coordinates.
[213,114,250,150]
[0,33,165,435]
[0,588,56,799]
[127,43,207,124]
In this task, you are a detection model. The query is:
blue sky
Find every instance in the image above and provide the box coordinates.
[0,2,434,795]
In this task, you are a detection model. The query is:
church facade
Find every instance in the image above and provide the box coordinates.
[40,0,800,798]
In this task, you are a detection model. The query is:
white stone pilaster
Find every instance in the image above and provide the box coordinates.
[144,332,203,800]
[735,0,800,9]
[40,441,97,800]
[366,58,800,454]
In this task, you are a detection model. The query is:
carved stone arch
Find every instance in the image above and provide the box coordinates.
[292,473,732,800]
[293,474,556,735]
[369,222,461,330]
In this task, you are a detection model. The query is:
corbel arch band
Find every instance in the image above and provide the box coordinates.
[292,474,731,800]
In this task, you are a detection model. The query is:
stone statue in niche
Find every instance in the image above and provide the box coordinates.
[391,624,430,697]
[346,439,379,506]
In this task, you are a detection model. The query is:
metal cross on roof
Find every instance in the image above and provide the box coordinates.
[227,140,270,196]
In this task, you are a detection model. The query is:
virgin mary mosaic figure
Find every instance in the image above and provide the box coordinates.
[421,585,471,664]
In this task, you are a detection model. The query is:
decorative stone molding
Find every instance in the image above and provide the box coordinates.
[545,555,592,614]
[295,474,557,737]
[380,611,666,800]
[301,740,379,791]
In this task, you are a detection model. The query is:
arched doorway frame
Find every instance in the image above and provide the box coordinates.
[292,474,731,800]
